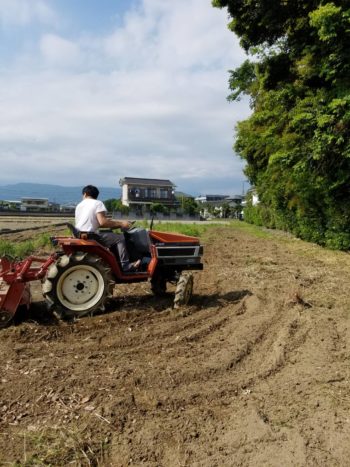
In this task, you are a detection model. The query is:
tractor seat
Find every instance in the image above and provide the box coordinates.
[66,223,147,274]
[66,223,101,241]
[66,223,80,238]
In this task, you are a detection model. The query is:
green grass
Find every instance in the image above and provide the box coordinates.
[0,240,15,257]
[227,220,274,239]
[139,220,223,237]
[0,233,53,259]
[141,219,274,239]
[10,426,109,466]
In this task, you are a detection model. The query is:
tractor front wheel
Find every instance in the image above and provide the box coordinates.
[174,272,193,308]
[151,273,167,297]
[42,252,114,319]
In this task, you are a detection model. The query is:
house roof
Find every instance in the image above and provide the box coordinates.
[119,177,175,187]
[195,194,229,200]
[225,195,244,201]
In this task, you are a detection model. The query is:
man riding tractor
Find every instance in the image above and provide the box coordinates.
[0,187,204,326]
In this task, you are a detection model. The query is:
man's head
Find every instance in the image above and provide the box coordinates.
[82,185,99,199]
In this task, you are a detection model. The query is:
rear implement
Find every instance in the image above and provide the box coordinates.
[0,255,56,328]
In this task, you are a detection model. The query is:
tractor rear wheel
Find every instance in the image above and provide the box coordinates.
[174,272,193,308]
[42,252,114,319]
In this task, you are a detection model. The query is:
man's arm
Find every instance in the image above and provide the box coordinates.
[96,211,132,230]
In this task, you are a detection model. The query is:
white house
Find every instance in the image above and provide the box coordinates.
[119,177,179,212]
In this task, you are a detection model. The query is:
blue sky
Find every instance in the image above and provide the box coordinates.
[51,0,139,34]
[0,0,250,195]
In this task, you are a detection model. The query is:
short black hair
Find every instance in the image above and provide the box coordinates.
[82,185,99,199]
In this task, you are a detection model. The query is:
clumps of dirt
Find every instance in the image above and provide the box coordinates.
[1,224,350,465]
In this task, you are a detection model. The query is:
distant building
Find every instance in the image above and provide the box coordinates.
[49,202,60,212]
[195,194,244,219]
[60,204,76,213]
[225,194,244,206]
[119,177,179,213]
[1,200,21,210]
[195,194,229,204]
[20,197,49,212]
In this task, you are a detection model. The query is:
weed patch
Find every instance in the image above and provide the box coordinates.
[137,221,223,237]
[227,220,273,239]
[14,426,110,466]
[0,233,54,259]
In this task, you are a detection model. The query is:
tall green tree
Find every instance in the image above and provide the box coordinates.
[214,0,350,248]
[104,198,130,214]
[182,197,200,216]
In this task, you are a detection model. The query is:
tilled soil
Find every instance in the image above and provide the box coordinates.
[1,224,350,466]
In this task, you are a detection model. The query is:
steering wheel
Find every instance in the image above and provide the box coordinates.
[121,221,136,233]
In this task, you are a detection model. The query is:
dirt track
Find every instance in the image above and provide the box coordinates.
[1,223,350,466]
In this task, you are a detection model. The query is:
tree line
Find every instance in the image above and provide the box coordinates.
[214,0,350,249]
[103,197,200,216]
[103,198,242,219]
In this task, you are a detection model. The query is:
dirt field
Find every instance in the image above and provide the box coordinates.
[0,215,74,231]
[1,222,350,466]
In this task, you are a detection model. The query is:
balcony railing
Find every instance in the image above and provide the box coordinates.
[128,195,179,204]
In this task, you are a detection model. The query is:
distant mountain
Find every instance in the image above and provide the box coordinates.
[0,183,121,205]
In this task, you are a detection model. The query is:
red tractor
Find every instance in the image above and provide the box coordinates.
[0,223,203,327]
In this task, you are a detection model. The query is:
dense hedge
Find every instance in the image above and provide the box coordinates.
[214,0,350,250]
[245,202,350,250]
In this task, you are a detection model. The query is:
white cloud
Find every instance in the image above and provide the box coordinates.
[0,0,56,27]
[40,34,81,67]
[103,0,246,71]
[0,0,250,194]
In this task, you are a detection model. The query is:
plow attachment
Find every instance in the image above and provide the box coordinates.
[0,255,56,328]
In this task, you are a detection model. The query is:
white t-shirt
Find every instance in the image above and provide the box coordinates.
[75,198,107,232]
